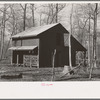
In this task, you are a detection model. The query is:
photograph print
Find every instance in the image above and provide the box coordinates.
[0,2,99,81]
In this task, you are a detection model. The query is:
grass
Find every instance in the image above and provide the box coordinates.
[0,59,100,81]
[0,64,63,81]
[0,64,100,81]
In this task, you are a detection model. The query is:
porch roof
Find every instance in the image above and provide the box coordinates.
[9,46,37,51]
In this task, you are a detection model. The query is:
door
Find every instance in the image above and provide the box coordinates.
[18,54,23,64]
[12,51,17,64]
[13,52,23,64]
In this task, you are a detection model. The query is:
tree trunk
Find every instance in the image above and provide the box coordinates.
[69,4,73,69]
[23,4,27,31]
[0,5,6,60]
[31,4,35,27]
[55,3,58,23]
[51,49,56,81]
[90,3,98,79]
[88,4,92,79]
[39,14,42,26]
[0,20,4,60]
[93,3,98,68]
[88,13,91,68]
[4,9,17,58]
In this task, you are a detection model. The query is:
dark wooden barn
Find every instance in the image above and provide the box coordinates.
[9,23,86,68]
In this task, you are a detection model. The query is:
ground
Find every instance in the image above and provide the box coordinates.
[0,64,100,81]
[0,58,100,81]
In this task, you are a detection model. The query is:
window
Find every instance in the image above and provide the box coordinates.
[64,33,69,46]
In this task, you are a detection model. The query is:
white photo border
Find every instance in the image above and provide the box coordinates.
[0,1,100,99]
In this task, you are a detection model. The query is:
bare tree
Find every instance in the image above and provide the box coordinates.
[89,3,98,79]
[93,3,98,68]
[88,3,92,79]
[30,4,35,27]
[55,3,58,23]
[20,4,27,31]
[50,4,66,24]
[39,4,66,25]
[0,4,7,60]
[4,4,18,58]
[69,4,73,69]
[51,49,56,81]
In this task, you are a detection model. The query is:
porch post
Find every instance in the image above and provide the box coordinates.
[75,51,78,65]
[17,54,18,66]
[11,51,13,65]
[11,50,13,65]
[84,51,86,67]
[30,55,32,68]
[37,42,39,68]
[11,38,13,65]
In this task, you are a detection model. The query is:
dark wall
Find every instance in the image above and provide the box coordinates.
[39,28,56,67]
[39,25,67,68]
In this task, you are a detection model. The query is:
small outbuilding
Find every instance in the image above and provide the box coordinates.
[9,23,86,68]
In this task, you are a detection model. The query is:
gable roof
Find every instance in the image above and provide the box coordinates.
[12,23,86,51]
[12,23,59,39]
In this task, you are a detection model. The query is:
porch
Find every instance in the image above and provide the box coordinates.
[9,46,39,68]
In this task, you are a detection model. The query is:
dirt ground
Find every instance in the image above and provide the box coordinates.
[0,64,62,81]
[0,63,100,81]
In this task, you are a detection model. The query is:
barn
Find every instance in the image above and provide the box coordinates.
[9,23,86,68]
